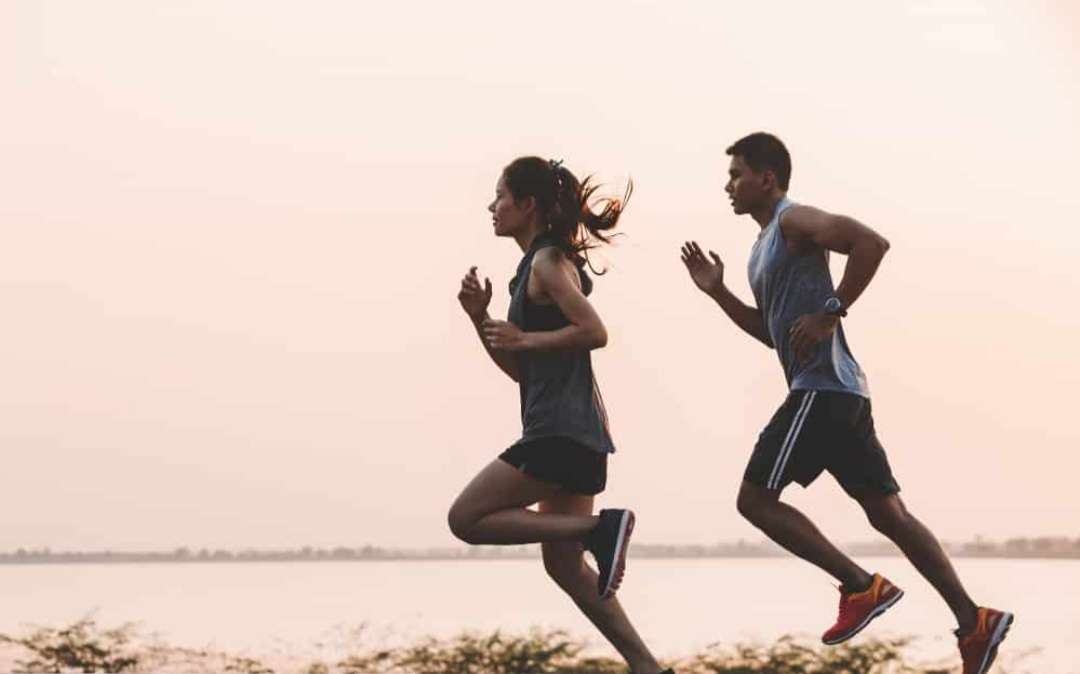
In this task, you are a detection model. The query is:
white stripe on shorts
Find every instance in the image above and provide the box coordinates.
[767,391,817,489]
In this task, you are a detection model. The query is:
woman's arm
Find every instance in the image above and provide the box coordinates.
[481,248,607,352]
[458,266,520,381]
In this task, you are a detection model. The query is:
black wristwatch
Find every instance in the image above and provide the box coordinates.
[824,296,847,317]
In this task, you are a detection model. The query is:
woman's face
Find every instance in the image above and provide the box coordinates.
[488,175,534,238]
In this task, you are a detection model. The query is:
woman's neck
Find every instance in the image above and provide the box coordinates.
[514,223,548,253]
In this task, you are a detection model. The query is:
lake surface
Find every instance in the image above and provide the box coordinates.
[0,557,1074,672]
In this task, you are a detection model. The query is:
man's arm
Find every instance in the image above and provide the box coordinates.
[780,205,890,311]
[680,241,773,348]
[710,284,773,347]
[781,205,890,362]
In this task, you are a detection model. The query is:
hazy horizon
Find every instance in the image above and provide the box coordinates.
[3,532,1077,558]
[2,1,1079,551]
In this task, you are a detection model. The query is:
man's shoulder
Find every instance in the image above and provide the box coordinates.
[778,202,835,242]
[778,200,820,222]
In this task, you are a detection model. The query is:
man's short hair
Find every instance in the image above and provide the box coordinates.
[726,132,791,190]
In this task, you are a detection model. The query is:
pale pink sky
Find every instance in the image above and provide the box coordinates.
[1,1,1078,551]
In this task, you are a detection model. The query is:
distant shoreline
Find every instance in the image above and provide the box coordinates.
[3,537,1078,564]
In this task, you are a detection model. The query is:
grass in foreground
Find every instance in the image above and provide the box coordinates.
[0,618,1028,674]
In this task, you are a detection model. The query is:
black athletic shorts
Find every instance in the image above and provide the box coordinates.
[499,436,608,496]
[744,390,900,497]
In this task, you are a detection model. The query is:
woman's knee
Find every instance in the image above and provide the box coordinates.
[447,501,479,543]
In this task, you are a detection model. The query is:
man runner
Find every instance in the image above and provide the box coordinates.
[680,132,1012,674]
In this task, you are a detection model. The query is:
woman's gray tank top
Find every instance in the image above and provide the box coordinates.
[506,234,615,453]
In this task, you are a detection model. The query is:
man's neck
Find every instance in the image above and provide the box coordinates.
[751,193,786,229]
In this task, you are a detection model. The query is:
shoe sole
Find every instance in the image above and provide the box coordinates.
[974,612,1014,674]
[822,588,905,645]
[599,510,635,599]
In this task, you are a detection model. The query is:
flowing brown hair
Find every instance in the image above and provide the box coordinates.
[501,156,631,273]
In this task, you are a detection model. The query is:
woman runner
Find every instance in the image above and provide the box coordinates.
[449,156,671,674]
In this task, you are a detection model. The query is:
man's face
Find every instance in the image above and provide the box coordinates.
[725,155,768,215]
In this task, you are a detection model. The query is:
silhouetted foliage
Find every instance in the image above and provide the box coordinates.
[683,635,952,674]
[337,629,624,674]
[0,617,141,673]
[0,621,1029,674]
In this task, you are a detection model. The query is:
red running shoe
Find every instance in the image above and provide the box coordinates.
[821,573,904,645]
[958,607,1014,674]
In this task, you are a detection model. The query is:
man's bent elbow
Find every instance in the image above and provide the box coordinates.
[856,234,890,262]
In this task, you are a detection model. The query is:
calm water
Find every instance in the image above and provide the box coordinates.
[0,557,1074,672]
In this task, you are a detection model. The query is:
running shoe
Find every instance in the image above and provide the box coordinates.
[586,508,635,599]
[958,607,1014,674]
[821,573,904,644]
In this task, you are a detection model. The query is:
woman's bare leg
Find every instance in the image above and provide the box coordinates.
[447,460,599,544]
[540,493,663,674]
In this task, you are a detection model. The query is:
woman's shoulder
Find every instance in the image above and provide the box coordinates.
[531,245,591,297]
[529,243,575,273]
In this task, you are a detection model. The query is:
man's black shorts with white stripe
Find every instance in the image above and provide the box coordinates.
[744,390,901,497]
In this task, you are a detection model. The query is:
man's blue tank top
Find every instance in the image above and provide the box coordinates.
[747,197,870,398]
